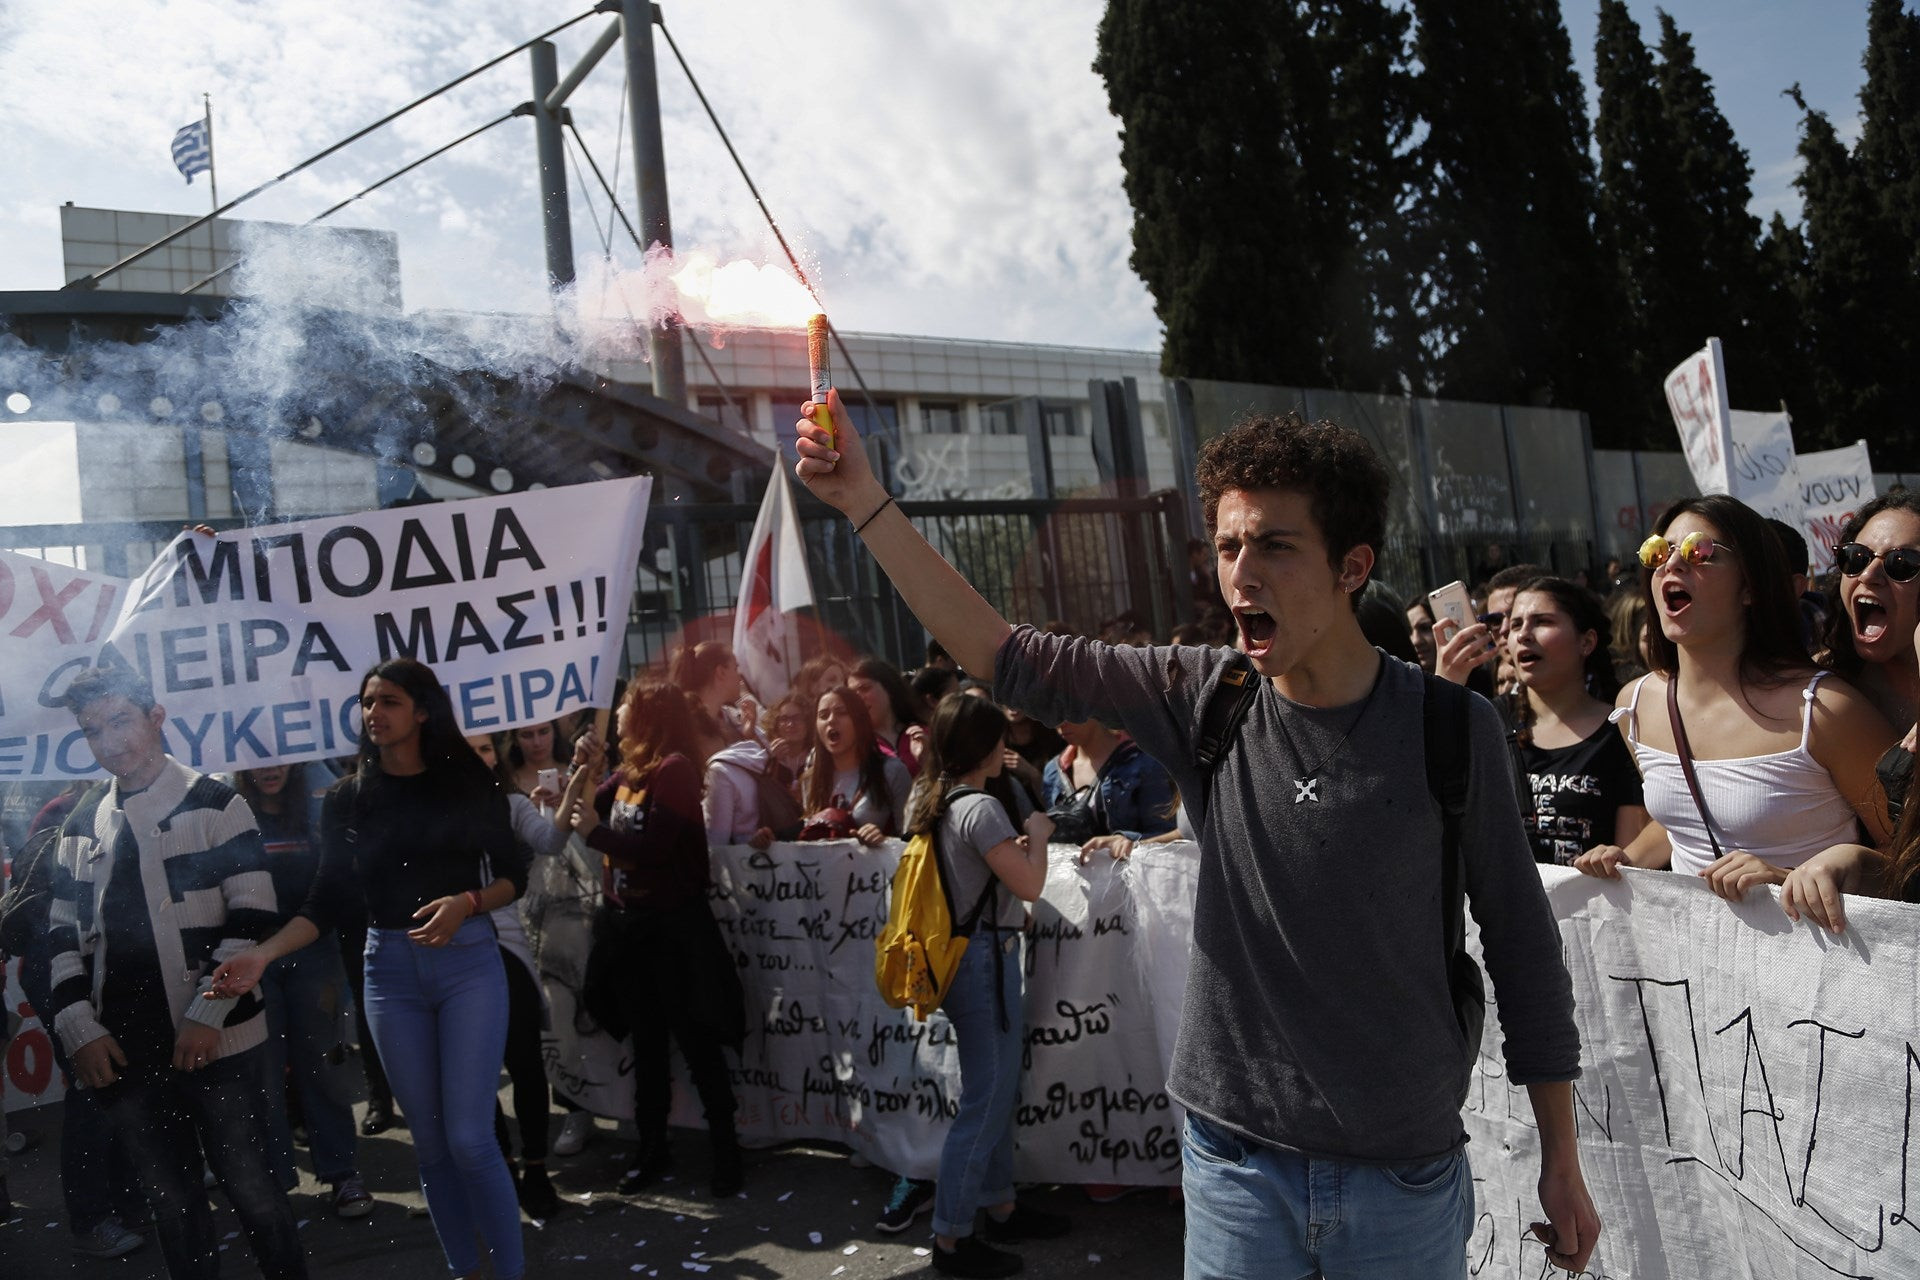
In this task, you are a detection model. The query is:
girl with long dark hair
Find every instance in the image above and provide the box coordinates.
[909,693,1067,1277]
[849,656,927,776]
[1504,578,1648,865]
[669,640,755,744]
[563,682,744,1199]
[1572,497,1893,900]
[800,686,912,845]
[213,659,528,1280]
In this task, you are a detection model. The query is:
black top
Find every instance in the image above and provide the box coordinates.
[1519,721,1645,866]
[302,765,524,933]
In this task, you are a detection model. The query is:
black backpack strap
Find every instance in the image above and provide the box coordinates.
[1194,654,1260,771]
[1422,674,1472,951]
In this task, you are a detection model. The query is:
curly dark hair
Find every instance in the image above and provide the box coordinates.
[1195,412,1391,606]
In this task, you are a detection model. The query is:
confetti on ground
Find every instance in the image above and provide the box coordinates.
[681,1265,710,1274]
[634,1240,647,1248]
[1089,1253,1104,1263]
[913,1247,931,1257]
[689,1252,704,1259]
[778,1191,793,1202]
[297,1220,310,1229]
[832,1269,846,1277]
[843,1244,859,1255]
[573,1255,588,1261]
[224,1232,239,1241]
[630,1267,644,1274]
[809,1231,823,1244]
[673,1214,686,1223]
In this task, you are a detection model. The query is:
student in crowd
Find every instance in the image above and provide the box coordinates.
[795,392,1598,1276]
[1818,490,1920,732]
[960,685,1055,813]
[792,655,851,717]
[762,692,813,789]
[925,638,961,673]
[801,686,914,845]
[213,658,529,1280]
[466,732,573,1220]
[1573,496,1894,898]
[894,692,1068,1276]
[1043,714,1178,862]
[493,721,599,1162]
[48,667,307,1280]
[913,665,962,723]
[671,641,757,744]
[1605,587,1650,685]
[1405,592,1439,674]
[1504,579,1649,865]
[849,657,928,775]
[5,780,152,1258]
[232,764,373,1218]
[563,682,745,1199]
[704,720,804,849]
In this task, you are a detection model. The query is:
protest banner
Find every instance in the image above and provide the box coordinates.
[1727,409,1803,529]
[532,838,1197,1187]
[1664,339,1734,497]
[0,477,650,780]
[3,956,65,1114]
[1467,866,1920,1279]
[1797,441,1876,574]
[732,469,814,707]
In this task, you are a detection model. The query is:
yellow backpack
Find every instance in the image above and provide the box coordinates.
[875,786,995,1019]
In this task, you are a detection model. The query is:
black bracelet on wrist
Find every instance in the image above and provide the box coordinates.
[853,494,896,535]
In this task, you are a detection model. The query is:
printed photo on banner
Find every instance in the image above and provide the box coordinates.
[0,476,650,780]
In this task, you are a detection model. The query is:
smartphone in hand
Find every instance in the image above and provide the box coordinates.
[1427,581,1474,635]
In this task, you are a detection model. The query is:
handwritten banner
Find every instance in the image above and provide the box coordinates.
[529,839,1198,1186]
[1467,866,1920,1279]
[0,477,650,780]
[1664,340,1734,497]
[1797,442,1876,575]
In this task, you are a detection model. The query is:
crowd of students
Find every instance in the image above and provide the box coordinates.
[1402,492,1920,924]
[6,460,1919,1277]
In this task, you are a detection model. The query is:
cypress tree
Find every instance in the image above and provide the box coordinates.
[1405,0,1629,441]
[1650,11,1777,411]
[1094,1,1415,391]
[1593,0,1694,446]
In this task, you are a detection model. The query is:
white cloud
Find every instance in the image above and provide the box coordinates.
[0,1,1159,350]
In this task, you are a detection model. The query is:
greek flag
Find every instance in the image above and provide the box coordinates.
[171,120,211,183]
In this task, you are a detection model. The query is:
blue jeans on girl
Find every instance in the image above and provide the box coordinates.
[364,916,523,1280]
[260,932,361,1190]
[932,932,1026,1239]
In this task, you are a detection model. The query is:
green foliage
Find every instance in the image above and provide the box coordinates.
[1093,0,1415,392]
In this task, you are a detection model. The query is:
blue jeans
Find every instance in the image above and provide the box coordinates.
[19,943,147,1234]
[365,917,523,1280]
[99,1047,307,1280]
[260,931,360,1188]
[932,932,1026,1239]
[1181,1113,1474,1280]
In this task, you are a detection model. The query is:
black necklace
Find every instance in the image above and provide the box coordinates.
[1274,661,1385,804]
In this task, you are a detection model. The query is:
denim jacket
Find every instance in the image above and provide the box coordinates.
[1042,739,1178,840]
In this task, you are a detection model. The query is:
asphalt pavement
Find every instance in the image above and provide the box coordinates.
[0,1097,1184,1278]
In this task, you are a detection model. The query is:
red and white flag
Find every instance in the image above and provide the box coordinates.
[732,468,815,705]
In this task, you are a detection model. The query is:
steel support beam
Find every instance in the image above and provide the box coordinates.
[620,0,686,406]
[529,41,577,290]
[546,18,622,112]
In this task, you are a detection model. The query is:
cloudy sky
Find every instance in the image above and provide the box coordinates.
[0,0,1879,359]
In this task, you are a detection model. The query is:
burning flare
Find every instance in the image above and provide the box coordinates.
[669,251,816,328]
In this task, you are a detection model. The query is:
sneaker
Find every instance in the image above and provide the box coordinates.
[981,1204,1071,1243]
[518,1164,561,1220]
[931,1235,1022,1278]
[875,1177,934,1234]
[331,1175,375,1219]
[72,1219,145,1259]
[552,1111,595,1157]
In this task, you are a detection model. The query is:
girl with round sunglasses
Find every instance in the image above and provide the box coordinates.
[1573,496,1895,901]
[1819,490,1920,731]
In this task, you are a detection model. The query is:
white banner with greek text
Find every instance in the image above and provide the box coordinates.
[0,477,649,780]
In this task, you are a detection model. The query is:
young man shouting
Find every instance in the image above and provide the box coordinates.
[48,667,307,1280]
[794,394,1600,1278]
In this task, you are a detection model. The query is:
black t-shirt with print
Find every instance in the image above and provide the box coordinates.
[1520,722,1644,866]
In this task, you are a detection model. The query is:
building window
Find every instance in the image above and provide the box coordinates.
[697,395,753,436]
[983,403,1020,436]
[921,401,963,434]
[1042,402,1080,437]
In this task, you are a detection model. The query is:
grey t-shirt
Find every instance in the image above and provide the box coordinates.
[995,626,1579,1164]
[829,756,914,835]
[936,790,1021,931]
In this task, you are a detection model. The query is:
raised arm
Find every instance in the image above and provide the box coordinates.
[795,390,1010,677]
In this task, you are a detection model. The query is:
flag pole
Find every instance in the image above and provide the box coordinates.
[203,94,219,288]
